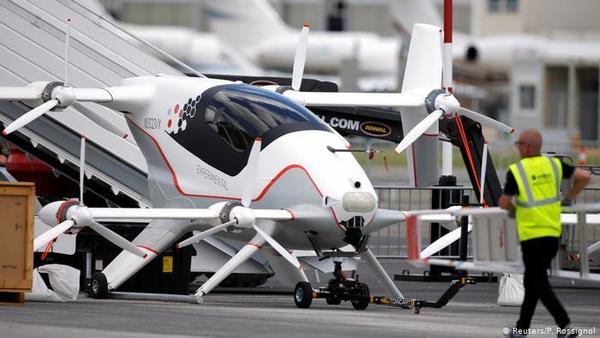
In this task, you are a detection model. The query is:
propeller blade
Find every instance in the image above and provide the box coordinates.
[291,24,309,91]
[33,220,75,251]
[176,220,236,249]
[64,18,72,86]
[79,136,86,205]
[420,223,472,258]
[457,107,514,134]
[253,224,300,269]
[394,109,443,154]
[241,138,262,207]
[3,99,59,135]
[88,221,146,258]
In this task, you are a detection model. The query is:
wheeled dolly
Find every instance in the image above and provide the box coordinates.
[293,261,370,310]
[293,263,474,313]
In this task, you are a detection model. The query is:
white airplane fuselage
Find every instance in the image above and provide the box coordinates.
[107,75,377,251]
[251,32,400,76]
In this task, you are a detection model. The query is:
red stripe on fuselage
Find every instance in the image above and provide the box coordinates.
[127,118,345,231]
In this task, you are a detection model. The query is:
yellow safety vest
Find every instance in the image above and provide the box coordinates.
[509,156,562,242]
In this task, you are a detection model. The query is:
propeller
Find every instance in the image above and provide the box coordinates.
[394,109,443,154]
[2,100,58,135]
[253,224,300,268]
[33,135,146,258]
[291,24,309,91]
[33,220,74,251]
[79,136,86,205]
[176,220,236,249]
[393,19,514,155]
[241,138,262,207]
[175,138,300,268]
[2,19,76,136]
[420,223,472,258]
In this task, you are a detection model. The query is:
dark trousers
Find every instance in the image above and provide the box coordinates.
[516,236,570,330]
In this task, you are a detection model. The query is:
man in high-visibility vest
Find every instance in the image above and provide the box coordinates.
[500,129,590,338]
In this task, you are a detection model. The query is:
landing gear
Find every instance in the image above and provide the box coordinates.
[87,272,108,299]
[293,261,371,310]
[294,282,313,308]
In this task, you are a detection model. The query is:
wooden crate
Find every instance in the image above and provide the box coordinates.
[0,182,35,303]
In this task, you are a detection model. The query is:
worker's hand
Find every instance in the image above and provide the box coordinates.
[507,208,516,219]
[561,197,573,206]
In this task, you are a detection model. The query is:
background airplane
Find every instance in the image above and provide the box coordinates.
[204,0,401,79]
[390,0,600,71]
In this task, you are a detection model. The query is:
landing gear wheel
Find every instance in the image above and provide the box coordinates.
[351,283,370,310]
[88,272,108,299]
[326,297,341,305]
[294,282,313,308]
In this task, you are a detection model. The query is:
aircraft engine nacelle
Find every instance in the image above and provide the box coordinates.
[39,200,80,229]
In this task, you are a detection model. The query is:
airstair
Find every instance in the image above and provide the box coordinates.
[0,0,272,288]
[0,0,184,207]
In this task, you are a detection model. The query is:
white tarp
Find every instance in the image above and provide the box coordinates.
[25,264,80,302]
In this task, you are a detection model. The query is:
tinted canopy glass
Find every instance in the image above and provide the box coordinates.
[203,84,327,151]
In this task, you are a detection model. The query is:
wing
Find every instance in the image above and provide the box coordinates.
[88,207,293,221]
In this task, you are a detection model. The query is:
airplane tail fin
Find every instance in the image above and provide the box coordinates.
[399,24,443,187]
[204,0,291,54]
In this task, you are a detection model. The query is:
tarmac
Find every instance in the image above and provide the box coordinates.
[1,261,599,338]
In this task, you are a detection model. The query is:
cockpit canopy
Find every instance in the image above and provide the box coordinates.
[204,84,327,151]
[168,84,330,175]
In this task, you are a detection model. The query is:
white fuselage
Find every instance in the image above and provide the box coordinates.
[106,75,377,250]
[250,32,400,76]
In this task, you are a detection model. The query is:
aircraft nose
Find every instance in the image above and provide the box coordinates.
[341,192,376,213]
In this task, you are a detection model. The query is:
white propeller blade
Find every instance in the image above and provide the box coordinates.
[64,18,72,86]
[33,220,74,251]
[3,99,58,135]
[457,107,514,134]
[88,221,146,258]
[241,138,262,207]
[291,24,309,91]
[79,136,86,205]
[253,224,301,269]
[176,220,236,249]
[394,109,443,154]
[420,223,472,259]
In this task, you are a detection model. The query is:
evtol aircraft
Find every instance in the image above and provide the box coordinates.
[0,19,513,307]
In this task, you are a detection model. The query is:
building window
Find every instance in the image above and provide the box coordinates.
[506,0,518,12]
[488,0,518,14]
[488,0,500,12]
[519,85,536,110]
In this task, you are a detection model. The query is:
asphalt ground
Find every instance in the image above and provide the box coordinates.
[1,260,599,338]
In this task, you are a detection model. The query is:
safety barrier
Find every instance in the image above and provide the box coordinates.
[404,206,600,282]
[371,185,600,260]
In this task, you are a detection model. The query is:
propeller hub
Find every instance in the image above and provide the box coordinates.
[434,93,460,117]
[229,206,256,228]
[52,86,76,107]
[68,205,93,226]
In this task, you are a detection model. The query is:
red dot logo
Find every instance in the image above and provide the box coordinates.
[167,119,172,128]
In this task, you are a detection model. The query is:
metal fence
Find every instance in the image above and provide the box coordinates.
[370,185,600,258]
[371,185,477,257]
